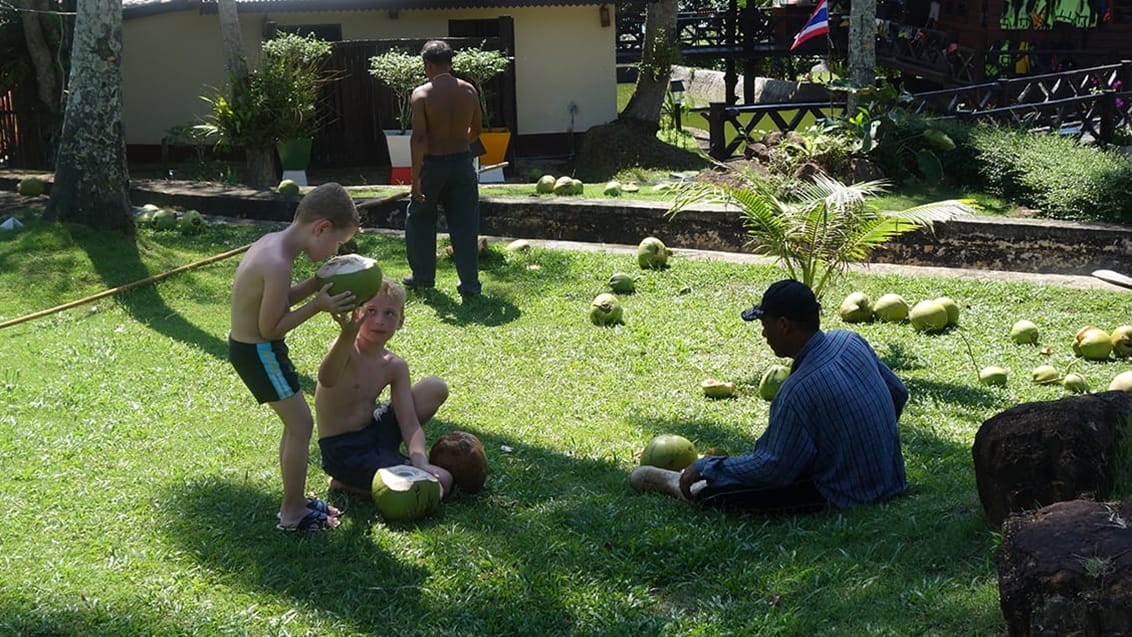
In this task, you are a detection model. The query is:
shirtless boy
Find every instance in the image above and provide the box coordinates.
[228,182,359,532]
[315,279,454,496]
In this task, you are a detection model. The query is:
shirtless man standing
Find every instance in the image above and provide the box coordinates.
[403,40,484,298]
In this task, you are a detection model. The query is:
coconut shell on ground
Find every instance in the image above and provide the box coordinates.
[429,431,488,493]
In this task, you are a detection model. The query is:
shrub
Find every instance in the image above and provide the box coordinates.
[971,126,1132,222]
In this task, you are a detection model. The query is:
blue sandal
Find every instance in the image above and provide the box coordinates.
[275,508,335,532]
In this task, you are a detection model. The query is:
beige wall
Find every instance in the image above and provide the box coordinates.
[121,6,617,146]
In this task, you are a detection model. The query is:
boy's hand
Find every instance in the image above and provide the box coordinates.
[314,282,356,315]
[331,310,359,334]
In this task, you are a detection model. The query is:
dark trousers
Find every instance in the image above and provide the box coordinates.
[695,479,829,515]
[405,152,481,296]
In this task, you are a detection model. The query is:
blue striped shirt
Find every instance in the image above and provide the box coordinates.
[695,329,908,509]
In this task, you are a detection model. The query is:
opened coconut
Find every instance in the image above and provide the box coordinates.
[371,465,442,522]
[701,378,736,399]
[640,434,698,471]
[428,431,488,494]
[315,254,384,309]
[637,237,668,269]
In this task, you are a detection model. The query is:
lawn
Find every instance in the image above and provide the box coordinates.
[2,206,1130,635]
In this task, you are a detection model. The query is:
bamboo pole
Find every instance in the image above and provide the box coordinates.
[0,243,252,331]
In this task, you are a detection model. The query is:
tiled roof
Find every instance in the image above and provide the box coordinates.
[123,0,612,16]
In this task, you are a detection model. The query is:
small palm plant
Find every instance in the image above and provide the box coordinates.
[667,170,976,300]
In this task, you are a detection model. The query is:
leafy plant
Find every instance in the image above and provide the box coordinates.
[667,171,976,299]
[453,45,511,128]
[368,48,426,134]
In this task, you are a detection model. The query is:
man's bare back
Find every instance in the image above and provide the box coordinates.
[413,74,480,155]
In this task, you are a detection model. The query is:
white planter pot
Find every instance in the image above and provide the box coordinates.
[385,131,412,167]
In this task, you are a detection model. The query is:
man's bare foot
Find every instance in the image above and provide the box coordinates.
[328,476,372,496]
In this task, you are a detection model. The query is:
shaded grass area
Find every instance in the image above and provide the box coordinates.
[2,215,1131,635]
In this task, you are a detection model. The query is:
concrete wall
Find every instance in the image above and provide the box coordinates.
[121,6,617,145]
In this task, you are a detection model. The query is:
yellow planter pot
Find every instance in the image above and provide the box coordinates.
[479,129,511,166]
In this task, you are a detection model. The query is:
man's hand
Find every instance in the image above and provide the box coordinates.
[679,464,702,501]
[313,282,356,315]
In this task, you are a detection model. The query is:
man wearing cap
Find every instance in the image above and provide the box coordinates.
[631,279,908,514]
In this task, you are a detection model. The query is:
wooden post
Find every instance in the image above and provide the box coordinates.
[709,102,726,160]
[1099,90,1115,148]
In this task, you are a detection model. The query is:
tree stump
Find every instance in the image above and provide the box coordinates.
[997,497,1132,636]
[971,391,1132,529]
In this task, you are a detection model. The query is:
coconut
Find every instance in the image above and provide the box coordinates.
[152,208,177,231]
[1073,326,1112,361]
[603,180,622,197]
[1109,371,1132,391]
[1062,373,1089,394]
[17,177,45,197]
[535,175,556,194]
[637,237,668,269]
[608,272,637,294]
[571,179,585,196]
[1031,365,1060,385]
[589,293,624,326]
[428,431,487,494]
[371,465,442,522]
[1010,320,1039,345]
[873,293,909,323]
[277,179,300,195]
[701,378,736,399]
[979,366,1008,386]
[934,296,960,326]
[640,434,698,471]
[315,254,384,309]
[838,292,873,323]
[1110,325,1132,358]
[909,300,948,333]
[179,209,205,234]
[553,176,575,196]
[506,239,531,254]
[758,364,791,401]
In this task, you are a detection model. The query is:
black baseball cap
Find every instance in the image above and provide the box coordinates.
[741,279,821,321]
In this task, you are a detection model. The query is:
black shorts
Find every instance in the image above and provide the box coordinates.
[228,336,300,404]
[318,402,407,489]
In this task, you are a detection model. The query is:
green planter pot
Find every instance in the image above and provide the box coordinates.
[277,137,313,171]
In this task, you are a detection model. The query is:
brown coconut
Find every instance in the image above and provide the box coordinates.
[428,431,487,494]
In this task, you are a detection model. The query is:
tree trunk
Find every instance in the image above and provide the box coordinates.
[847,0,877,114]
[44,0,132,234]
[217,0,248,81]
[18,0,71,167]
[620,0,679,129]
[245,145,278,189]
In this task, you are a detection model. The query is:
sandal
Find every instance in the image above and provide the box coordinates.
[304,496,342,517]
[275,508,336,532]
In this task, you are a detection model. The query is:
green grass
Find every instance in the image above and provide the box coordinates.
[2,209,1130,635]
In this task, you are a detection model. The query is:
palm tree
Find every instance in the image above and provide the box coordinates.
[667,171,976,300]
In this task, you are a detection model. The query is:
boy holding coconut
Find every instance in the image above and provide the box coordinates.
[315,279,454,497]
[228,182,360,532]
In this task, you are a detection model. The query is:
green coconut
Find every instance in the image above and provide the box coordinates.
[1031,365,1060,385]
[571,179,585,196]
[838,292,873,323]
[603,180,622,197]
[535,175,556,194]
[371,465,442,522]
[872,293,909,323]
[608,272,637,294]
[1010,320,1039,345]
[152,208,177,231]
[428,431,487,494]
[1112,325,1132,358]
[1062,373,1089,394]
[17,177,45,197]
[506,239,532,253]
[1109,371,1132,391]
[553,176,575,196]
[277,179,300,195]
[909,300,949,333]
[758,364,791,401]
[315,254,384,309]
[701,378,736,399]
[979,366,1008,386]
[589,293,624,326]
[637,237,668,269]
[640,434,698,471]
[179,209,205,234]
[1073,326,1112,361]
[934,296,960,326]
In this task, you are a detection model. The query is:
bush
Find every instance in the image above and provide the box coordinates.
[971,126,1132,222]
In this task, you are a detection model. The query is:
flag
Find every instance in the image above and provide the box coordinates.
[790,0,830,51]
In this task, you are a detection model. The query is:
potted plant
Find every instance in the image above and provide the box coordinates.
[368,48,426,182]
[453,45,513,173]
[197,33,334,187]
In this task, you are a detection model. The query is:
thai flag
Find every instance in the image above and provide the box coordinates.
[790,0,830,51]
